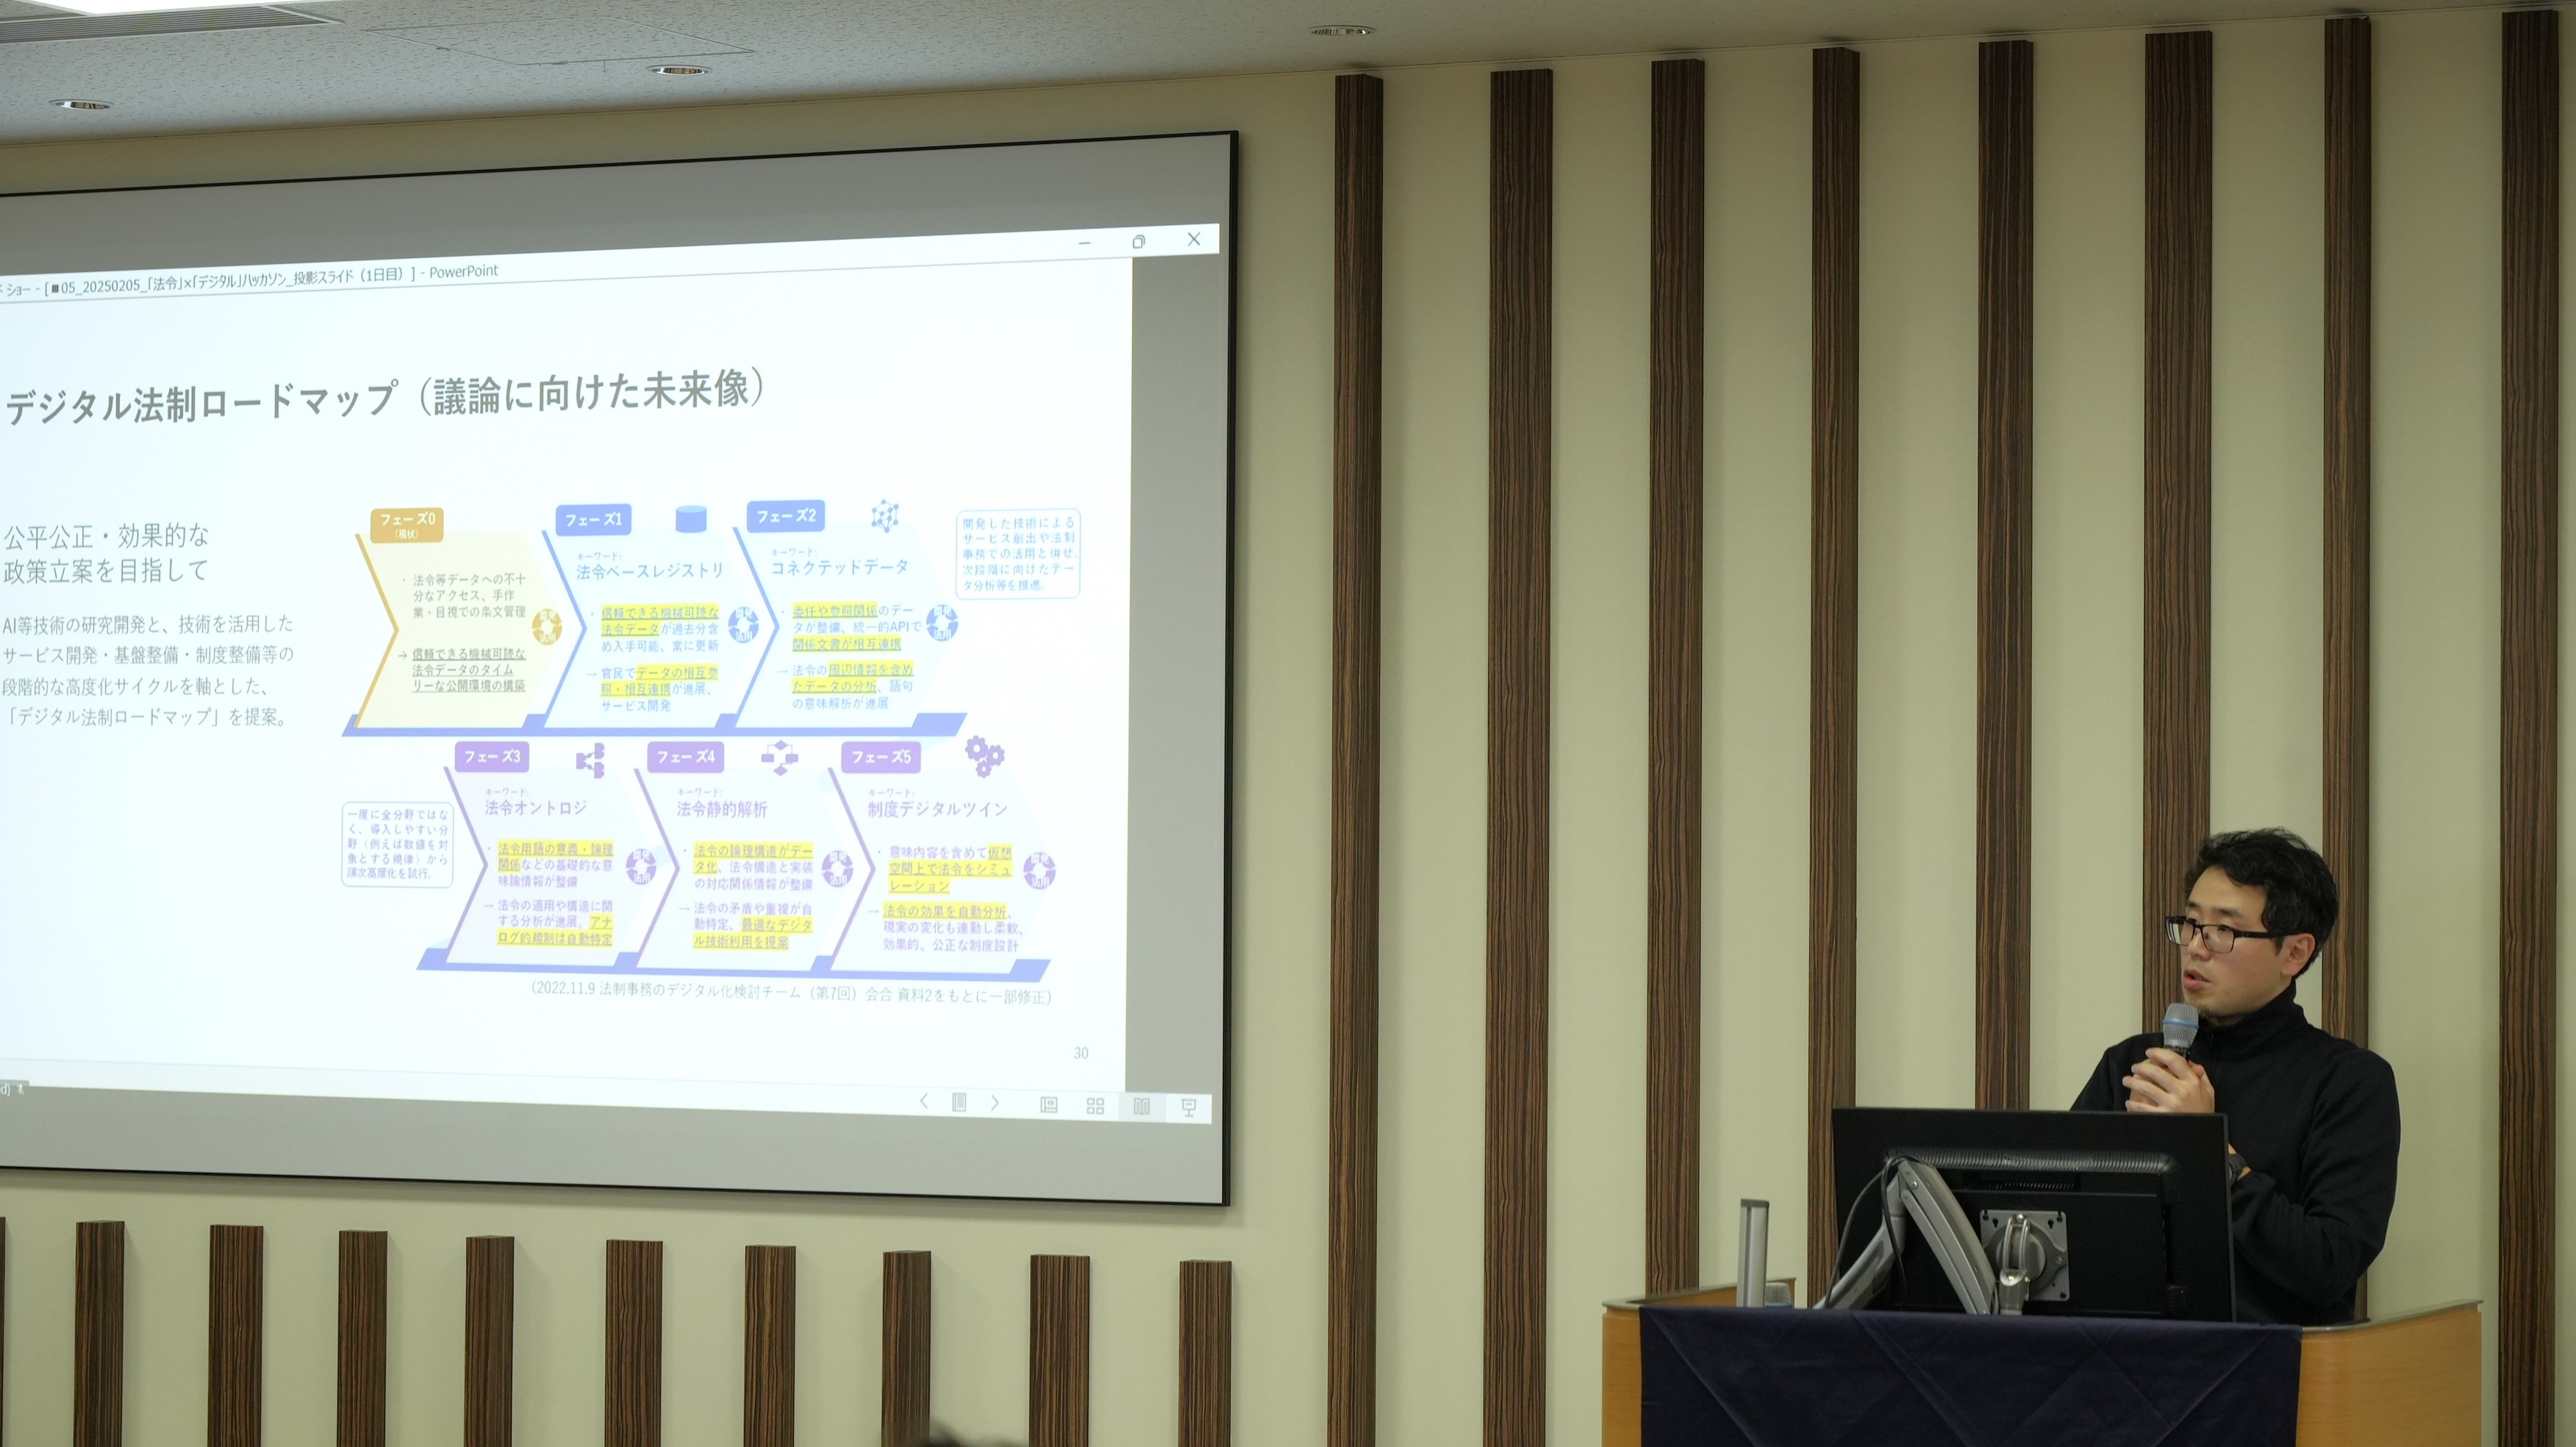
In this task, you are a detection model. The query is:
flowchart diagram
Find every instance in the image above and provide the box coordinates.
[348,499,1078,984]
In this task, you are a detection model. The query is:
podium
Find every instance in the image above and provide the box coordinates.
[1602,1287,2480,1447]
[2292,1300,2481,1445]
[1601,1285,1746,1447]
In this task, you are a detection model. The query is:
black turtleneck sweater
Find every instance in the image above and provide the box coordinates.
[2071,986,2400,1326]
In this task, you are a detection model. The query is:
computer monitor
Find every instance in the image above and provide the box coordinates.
[1829,1107,2235,1322]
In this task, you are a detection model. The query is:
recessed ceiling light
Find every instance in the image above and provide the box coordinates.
[648,64,709,76]
[51,99,112,111]
[1310,24,1374,37]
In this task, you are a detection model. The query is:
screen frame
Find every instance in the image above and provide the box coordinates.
[0,128,1240,1209]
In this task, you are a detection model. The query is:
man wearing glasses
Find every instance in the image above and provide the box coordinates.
[2072,828,2400,1325]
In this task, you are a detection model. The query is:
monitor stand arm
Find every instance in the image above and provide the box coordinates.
[1818,1157,2001,1314]
[1892,1157,1997,1314]
[1989,1212,2051,1315]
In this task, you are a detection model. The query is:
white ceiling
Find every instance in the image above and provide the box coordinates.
[0,0,2495,146]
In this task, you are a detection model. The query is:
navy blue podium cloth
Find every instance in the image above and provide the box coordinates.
[1641,1306,2302,1447]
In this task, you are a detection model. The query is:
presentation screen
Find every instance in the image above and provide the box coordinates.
[0,134,1232,1204]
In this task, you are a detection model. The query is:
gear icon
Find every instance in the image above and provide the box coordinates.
[965,735,1006,779]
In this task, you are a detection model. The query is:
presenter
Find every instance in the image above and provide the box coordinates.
[2071,828,2399,1325]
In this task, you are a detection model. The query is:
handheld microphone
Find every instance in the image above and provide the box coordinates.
[2161,1001,2200,1054]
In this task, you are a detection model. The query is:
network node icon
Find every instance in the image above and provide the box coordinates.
[871,499,901,532]
[571,743,605,779]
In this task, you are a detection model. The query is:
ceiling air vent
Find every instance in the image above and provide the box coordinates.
[0,6,329,44]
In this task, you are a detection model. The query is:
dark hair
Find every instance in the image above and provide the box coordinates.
[2185,828,2339,972]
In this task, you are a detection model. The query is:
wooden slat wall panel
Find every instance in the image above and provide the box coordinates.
[336,1232,387,1447]
[1028,1255,1090,1447]
[605,1240,662,1447]
[744,1246,795,1447]
[463,1236,514,1447]
[1645,54,1709,1296]
[2317,23,2370,1340]
[207,1226,264,1447]
[880,1251,931,1447]
[1806,44,1861,1296]
[1178,1261,1231,1447]
[2322,15,2374,1054]
[1327,66,1385,1447]
[74,1221,124,1447]
[2141,29,2215,1032]
[2319,18,2372,1315]
[1975,37,2036,1113]
[2500,11,2560,1443]
[1485,65,1553,1447]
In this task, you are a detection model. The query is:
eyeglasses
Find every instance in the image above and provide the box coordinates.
[2164,915,2288,954]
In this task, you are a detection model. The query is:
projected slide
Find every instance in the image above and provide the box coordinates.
[0,225,1210,1125]
[0,134,1232,1201]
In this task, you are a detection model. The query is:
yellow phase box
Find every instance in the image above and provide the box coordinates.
[791,635,904,652]
[883,901,1009,921]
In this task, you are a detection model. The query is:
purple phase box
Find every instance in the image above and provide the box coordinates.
[648,741,726,773]
[454,741,530,773]
[746,499,826,533]
[842,740,922,773]
[554,503,634,536]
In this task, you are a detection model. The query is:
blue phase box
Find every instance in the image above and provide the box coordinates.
[746,499,827,533]
[555,504,633,536]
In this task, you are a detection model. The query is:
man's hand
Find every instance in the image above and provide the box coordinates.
[2123,1047,2217,1114]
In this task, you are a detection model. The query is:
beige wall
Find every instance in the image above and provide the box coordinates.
[2372,18,2514,1447]
[0,9,2558,1445]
